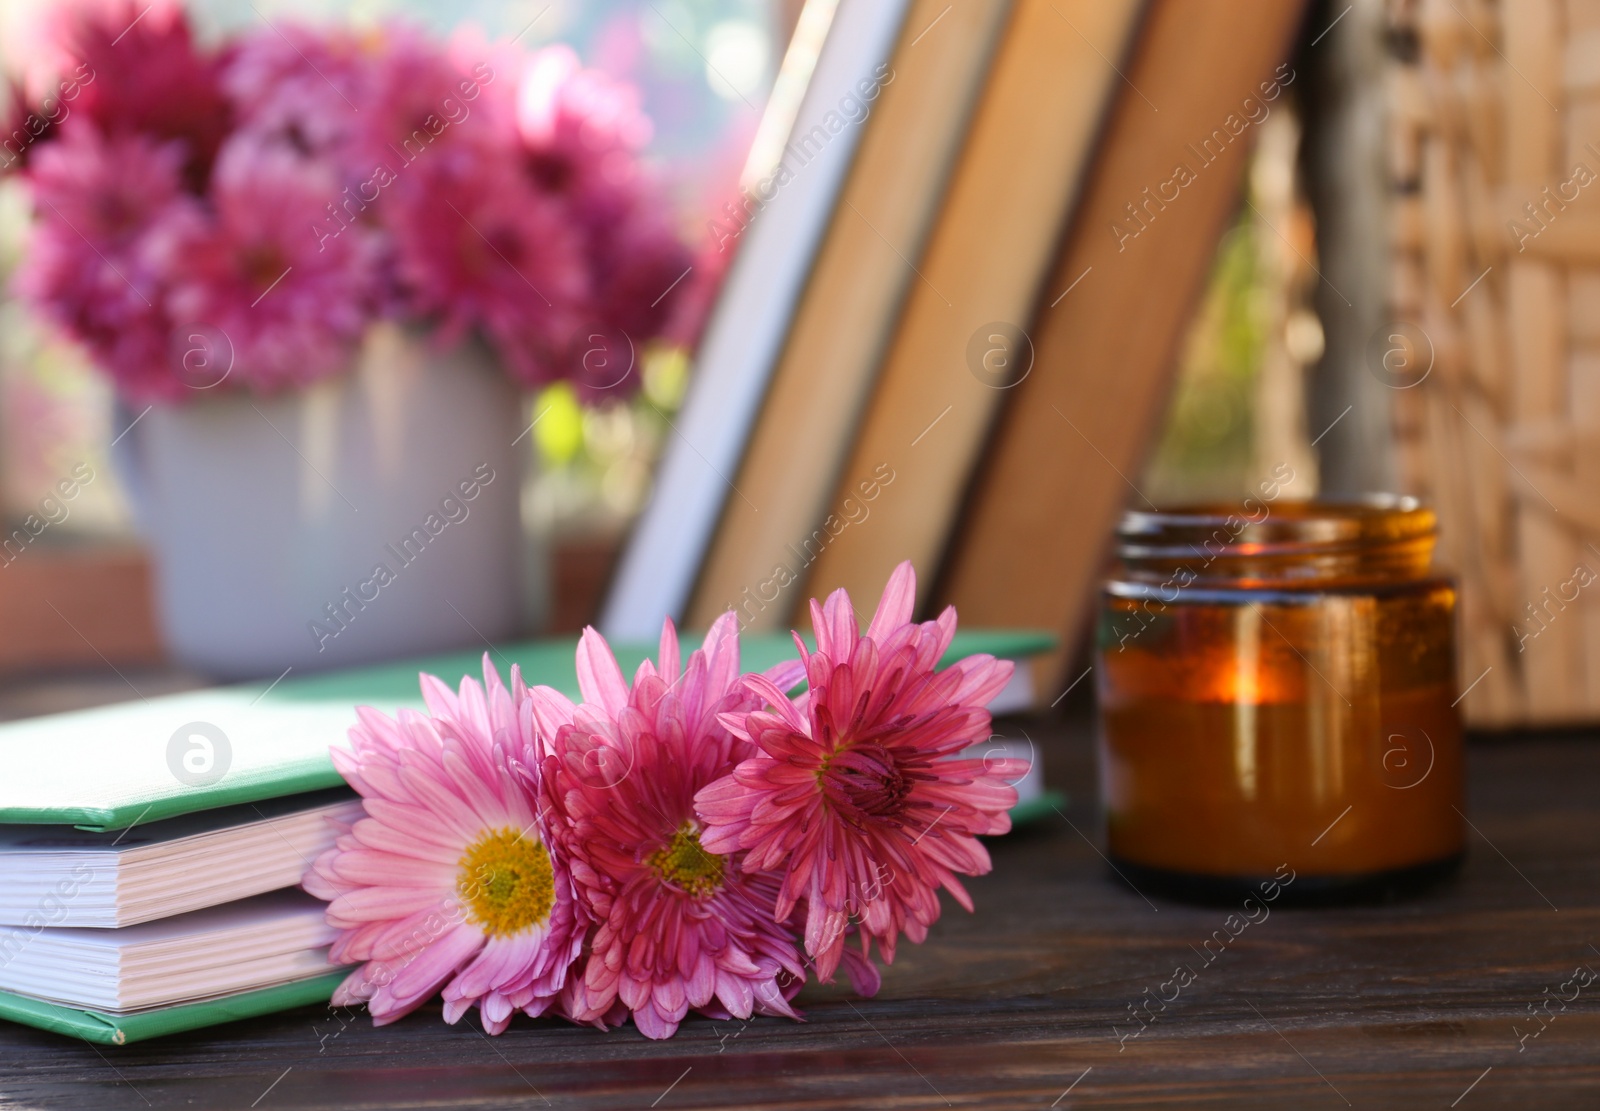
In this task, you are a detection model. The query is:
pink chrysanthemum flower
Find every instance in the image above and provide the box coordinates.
[515,45,652,230]
[50,0,230,192]
[385,139,587,386]
[696,561,1024,983]
[573,212,694,375]
[223,22,369,171]
[513,46,693,395]
[304,658,583,1034]
[1,79,57,177]
[353,25,514,176]
[156,136,376,392]
[512,45,694,393]
[14,126,191,399]
[532,615,808,1039]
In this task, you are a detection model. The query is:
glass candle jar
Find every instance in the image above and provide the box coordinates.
[1094,497,1465,902]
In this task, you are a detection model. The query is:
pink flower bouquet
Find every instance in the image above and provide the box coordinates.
[2,1,700,402]
[304,562,1027,1037]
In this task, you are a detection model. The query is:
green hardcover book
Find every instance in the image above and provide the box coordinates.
[0,970,350,1046]
[0,627,1055,1043]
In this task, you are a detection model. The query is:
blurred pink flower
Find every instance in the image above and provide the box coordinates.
[385,138,587,387]
[516,46,694,392]
[21,123,183,262]
[304,659,584,1034]
[1,80,56,177]
[531,617,807,1039]
[50,0,230,192]
[13,127,189,398]
[223,22,368,171]
[353,25,513,176]
[517,45,651,228]
[14,10,696,400]
[155,137,376,393]
[696,562,1024,984]
[586,216,694,348]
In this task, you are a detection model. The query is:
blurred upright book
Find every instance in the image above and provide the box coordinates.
[794,0,1146,618]
[687,0,1017,630]
[602,0,1312,709]
[600,0,913,640]
[938,0,1310,696]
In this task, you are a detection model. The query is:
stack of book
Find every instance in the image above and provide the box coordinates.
[600,0,1311,699]
[0,686,365,1045]
[0,629,1055,1044]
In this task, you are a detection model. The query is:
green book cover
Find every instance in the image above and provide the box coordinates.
[0,972,349,1045]
[0,628,1054,833]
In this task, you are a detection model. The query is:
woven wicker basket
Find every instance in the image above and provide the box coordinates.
[1388,0,1600,726]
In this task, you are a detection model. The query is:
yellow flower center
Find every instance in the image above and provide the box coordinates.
[647,823,725,898]
[457,826,556,937]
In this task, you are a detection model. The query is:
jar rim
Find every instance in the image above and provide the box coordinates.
[1117,496,1435,562]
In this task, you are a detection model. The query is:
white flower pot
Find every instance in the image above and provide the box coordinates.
[116,324,527,680]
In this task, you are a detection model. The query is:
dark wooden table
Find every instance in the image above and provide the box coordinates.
[3,695,1598,1109]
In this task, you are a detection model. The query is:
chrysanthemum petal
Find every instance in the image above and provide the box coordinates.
[866,561,917,644]
[576,626,630,713]
[386,921,481,1001]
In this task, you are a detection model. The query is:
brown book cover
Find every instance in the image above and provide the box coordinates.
[792,0,1147,619]
[687,0,1016,631]
[937,0,1310,696]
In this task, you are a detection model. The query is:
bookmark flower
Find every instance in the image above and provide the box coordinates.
[531,615,808,1039]
[304,658,582,1034]
[695,561,1023,982]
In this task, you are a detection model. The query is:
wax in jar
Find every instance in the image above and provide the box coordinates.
[1095,499,1465,901]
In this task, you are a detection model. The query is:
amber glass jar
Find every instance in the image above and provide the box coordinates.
[1095,498,1465,902]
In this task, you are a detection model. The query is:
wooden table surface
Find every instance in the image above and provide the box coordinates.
[2,697,1598,1109]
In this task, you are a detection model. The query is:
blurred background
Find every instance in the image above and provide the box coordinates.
[0,0,1585,731]
[0,0,791,597]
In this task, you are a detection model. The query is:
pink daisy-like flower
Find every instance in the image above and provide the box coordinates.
[304,657,584,1034]
[353,24,513,176]
[532,615,808,1039]
[696,561,1024,983]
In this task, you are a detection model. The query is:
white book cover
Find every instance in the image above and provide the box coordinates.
[0,890,341,1013]
[600,0,914,639]
[0,791,360,929]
